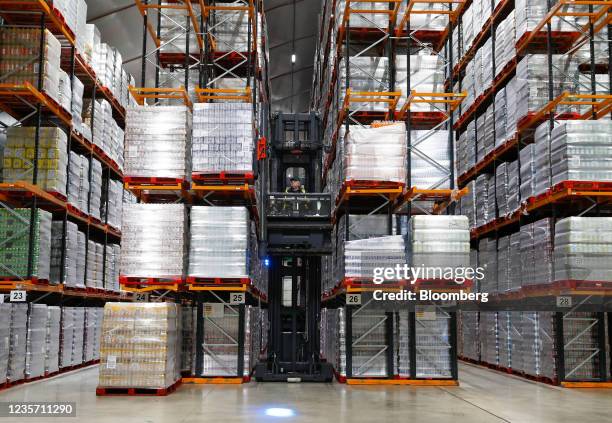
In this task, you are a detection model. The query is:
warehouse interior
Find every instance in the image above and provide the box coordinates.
[0,0,611,422]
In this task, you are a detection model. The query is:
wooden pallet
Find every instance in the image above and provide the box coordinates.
[96,380,181,396]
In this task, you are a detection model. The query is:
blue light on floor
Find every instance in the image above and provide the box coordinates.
[264,257,271,267]
[265,408,295,418]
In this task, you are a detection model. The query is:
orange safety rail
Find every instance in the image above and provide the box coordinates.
[397,91,466,120]
[0,83,71,126]
[517,92,612,131]
[0,181,66,211]
[0,182,121,239]
[195,87,252,103]
[343,89,402,120]
[516,0,612,55]
[129,86,192,108]
[340,0,402,38]
[0,280,132,300]
[134,0,204,50]
[336,180,405,205]
[0,0,75,45]
[471,181,612,239]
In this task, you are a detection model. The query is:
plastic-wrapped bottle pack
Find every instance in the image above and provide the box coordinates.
[0,208,52,280]
[554,217,612,282]
[121,204,187,278]
[125,106,191,178]
[99,303,181,389]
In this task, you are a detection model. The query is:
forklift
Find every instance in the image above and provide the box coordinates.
[255,113,333,382]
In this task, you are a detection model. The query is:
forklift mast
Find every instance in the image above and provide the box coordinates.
[255,112,333,382]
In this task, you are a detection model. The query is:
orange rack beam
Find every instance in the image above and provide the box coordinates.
[471,180,612,239]
[519,92,612,130]
[129,86,193,108]
[343,89,402,121]
[336,180,405,206]
[195,87,252,103]
[338,0,402,46]
[516,0,612,55]
[458,92,612,187]
[397,91,466,120]
[0,83,71,126]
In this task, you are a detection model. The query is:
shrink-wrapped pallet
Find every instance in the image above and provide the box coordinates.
[192,103,253,173]
[2,127,68,196]
[121,204,187,278]
[44,306,61,374]
[25,304,48,379]
[554,217,612,282]
[343,123,406,183]
[407,215,470,272]
[99,303,181,389]
[189,207,249,278]
[50,220,79,287]
[124,106,191,179]
[0,208,52,280]
[0,28,61,102]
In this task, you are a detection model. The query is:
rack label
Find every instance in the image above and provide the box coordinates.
[135,293,149,302]
[347,294,361,305]
[230,293,245,305]
[556,296,572,308]
[9,291,26,302]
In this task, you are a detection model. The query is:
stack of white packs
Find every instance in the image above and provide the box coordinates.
[50,221,79,287]
[25,304,48,379]
[125,106,191,178]
[121,204,187,278]
[343,123,406,183]
[45,306,61,374]
[554,217,612,282]
[548,121,612,185]
[192,103,253,174]
[8,304,28,382]
[0,304,10,383]
[407,216,470,272]
[344,235,406,280]
[189,207,249,278]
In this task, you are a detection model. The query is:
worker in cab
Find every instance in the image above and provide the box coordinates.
[286,177,305,193]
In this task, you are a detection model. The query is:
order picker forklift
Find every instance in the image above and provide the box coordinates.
[255,113,334,382]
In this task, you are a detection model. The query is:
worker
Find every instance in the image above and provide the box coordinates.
[285,177,305,193]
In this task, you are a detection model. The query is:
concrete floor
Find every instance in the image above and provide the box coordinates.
[0,363,610,423]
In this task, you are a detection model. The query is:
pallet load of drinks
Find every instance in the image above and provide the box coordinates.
[0,304,102,386]
[0,207,121,291]
[459,311,604,382]
[320,305,454,380]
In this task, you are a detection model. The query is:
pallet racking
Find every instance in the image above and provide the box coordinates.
[446,0,612,385]
[124,0,270,388]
